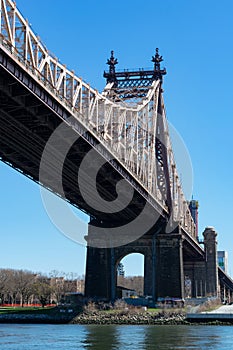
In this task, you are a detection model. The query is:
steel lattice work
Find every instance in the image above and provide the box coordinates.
[0,0,196,238]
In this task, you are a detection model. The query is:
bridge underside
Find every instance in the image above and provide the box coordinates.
[0,49,166,228]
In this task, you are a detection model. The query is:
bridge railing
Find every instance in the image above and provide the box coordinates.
[0,0,196,238]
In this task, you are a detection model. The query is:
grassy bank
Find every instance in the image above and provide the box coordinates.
[0,306,55,314]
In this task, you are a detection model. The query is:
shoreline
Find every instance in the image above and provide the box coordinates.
[1,305,233,325]
[0,310,186,325]
[70,310,187,325]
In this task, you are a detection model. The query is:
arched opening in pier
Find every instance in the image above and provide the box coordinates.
[117,253,144,298]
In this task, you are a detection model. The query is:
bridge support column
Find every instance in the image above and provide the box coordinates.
[85,220,159,302]
[85,245,115,301]
[144,234,156,300]
[203,227,218,297]
[156,229,184,299]
[230,291,233,304]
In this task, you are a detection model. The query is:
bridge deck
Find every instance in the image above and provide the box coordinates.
[0,48,166,227]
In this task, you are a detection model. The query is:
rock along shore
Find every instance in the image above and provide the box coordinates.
[3,308,232,325]
[0,309,187,325]
[70,311,187,325]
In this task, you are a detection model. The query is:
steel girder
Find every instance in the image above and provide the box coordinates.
[0,0,196,238]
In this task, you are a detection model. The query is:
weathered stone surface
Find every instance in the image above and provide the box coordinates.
[85,225,219,302]
[71,311,187,325]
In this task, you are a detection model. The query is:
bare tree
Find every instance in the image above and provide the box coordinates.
[0,269,11,304]
[0,268,84,307]
[4,269,19,305]
[33,275,52,308]
[49,271,80,304]
[14,270,35,307]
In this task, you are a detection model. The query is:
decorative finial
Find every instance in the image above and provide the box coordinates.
[151,48,166,81]
[107,50,118,75]
[103,50,118,85]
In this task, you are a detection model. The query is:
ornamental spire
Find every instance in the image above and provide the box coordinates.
[106,50,118,75]
[152,48,167,81]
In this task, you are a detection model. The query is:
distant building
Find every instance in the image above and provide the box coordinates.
[189,199,199,238]
[116,286,137,299]
[64,292,85,306]
[218,251,228,273]
[49,277,82,303]
[117,263,125,277]
[76,279,85,294]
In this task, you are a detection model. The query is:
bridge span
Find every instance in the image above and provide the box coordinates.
[0,0,232,302]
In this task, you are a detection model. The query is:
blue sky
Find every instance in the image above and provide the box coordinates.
[0,0,233,277]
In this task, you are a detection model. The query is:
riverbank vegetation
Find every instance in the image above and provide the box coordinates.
[0,268,84,307]
[70,300,186,325]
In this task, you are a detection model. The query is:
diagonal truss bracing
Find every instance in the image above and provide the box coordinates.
[0,0,196,238]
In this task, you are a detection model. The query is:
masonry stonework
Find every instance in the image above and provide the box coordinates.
[85,225,220,301]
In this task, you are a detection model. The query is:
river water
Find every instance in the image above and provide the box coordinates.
[0,324,233,349]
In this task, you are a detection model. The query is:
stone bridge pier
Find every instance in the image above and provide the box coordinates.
[183,227,218,298]
[85,227,158,301]
[85,224,219,302]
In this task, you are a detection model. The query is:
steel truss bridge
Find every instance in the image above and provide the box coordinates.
[0,0,232,301]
